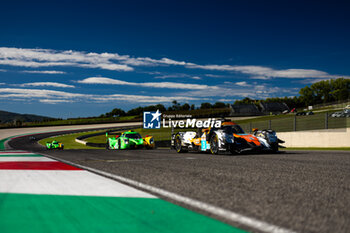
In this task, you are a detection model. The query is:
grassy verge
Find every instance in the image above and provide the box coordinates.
[38,127,193,149]
[85,127,193,144]
[38,130,106,149]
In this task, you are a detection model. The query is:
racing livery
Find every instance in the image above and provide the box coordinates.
[46,140,64,150]
[106,130,155,150]
[171,120,284,155]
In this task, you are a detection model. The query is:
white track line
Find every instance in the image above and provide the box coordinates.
[0,152,36,155]
[42,153,296,233]
[0,157,54,161]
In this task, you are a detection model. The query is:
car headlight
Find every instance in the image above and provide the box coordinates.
[124,139,129,144]
[150,138,154,144]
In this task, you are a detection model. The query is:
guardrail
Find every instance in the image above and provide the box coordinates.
[239,113,349,133]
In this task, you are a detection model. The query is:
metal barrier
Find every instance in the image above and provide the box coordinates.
[239,113,349,133]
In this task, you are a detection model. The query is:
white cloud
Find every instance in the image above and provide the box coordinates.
[187,64,350,80]
[0,47,133,71]
[21,70,66,74]
[91,94,200,103]
[176,83,298,99]
[154,73,201,80]
[223,81,251,87]
[0,87,202,104]
[0,83,5,85]
[0,47,348,80]
[39,99,74,104]
[0,88,84,99]
[205,74,226,78]
[18,82,75,88]
[218,98,233,102]
[235,81,250,87]
[77,77,216,90]
[0,69,6,72]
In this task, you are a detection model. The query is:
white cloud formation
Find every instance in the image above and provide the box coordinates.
[186,64,350,80]
[0,47,348,80]
[39,99,74,104]
[77,77,216,90]
[0,88,84,99]
[235,81,250,86]
[154,73,201,80]
[218,98,233,102]
[176,83,298,100]
[18,82,75,88]
[0,47,133,71]
[0,88,201,104]
[21,70,66,74]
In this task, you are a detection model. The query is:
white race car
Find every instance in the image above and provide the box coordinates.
[171,121,284,154]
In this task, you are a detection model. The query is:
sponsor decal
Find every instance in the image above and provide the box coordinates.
[143,110,222,129]
[143,110,162,129]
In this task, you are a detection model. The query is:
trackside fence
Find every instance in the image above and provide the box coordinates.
[238,113,349,133]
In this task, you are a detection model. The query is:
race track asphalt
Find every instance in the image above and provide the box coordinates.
[9,132,350,233]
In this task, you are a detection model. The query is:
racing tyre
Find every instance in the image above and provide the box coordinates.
[106,141,110,150]
[175,134,187,153]
[210,135,219,155]
[116,139,120,150]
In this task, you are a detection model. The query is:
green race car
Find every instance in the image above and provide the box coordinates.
[46,140,64,150]
[106,130,155,150]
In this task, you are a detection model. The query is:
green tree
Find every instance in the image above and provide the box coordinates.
[181,103,190,111]
[299,86,314,106]
[171,100,181,111]
[109,108,126,117]
[200,102,212,109]
[212,102,226,108]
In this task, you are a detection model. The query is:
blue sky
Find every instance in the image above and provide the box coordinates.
[0,0,349,118]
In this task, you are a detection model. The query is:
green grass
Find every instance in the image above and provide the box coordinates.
[38,130,106,149]
[39,127,187,149]
[86,127,193,144]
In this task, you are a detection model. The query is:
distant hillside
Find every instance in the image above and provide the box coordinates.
[0,110,55,123]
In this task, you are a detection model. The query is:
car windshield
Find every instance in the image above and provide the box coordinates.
[125,133,142,139]
[223,125,245,134]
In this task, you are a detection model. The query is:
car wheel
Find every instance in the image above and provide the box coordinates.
[210,135,219,155]
[175,134,186,153]
[106,141,110,150]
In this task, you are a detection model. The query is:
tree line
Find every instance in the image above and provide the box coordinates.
[102,78,350,117]
[234,78,350,108]
[101,101,230,118]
